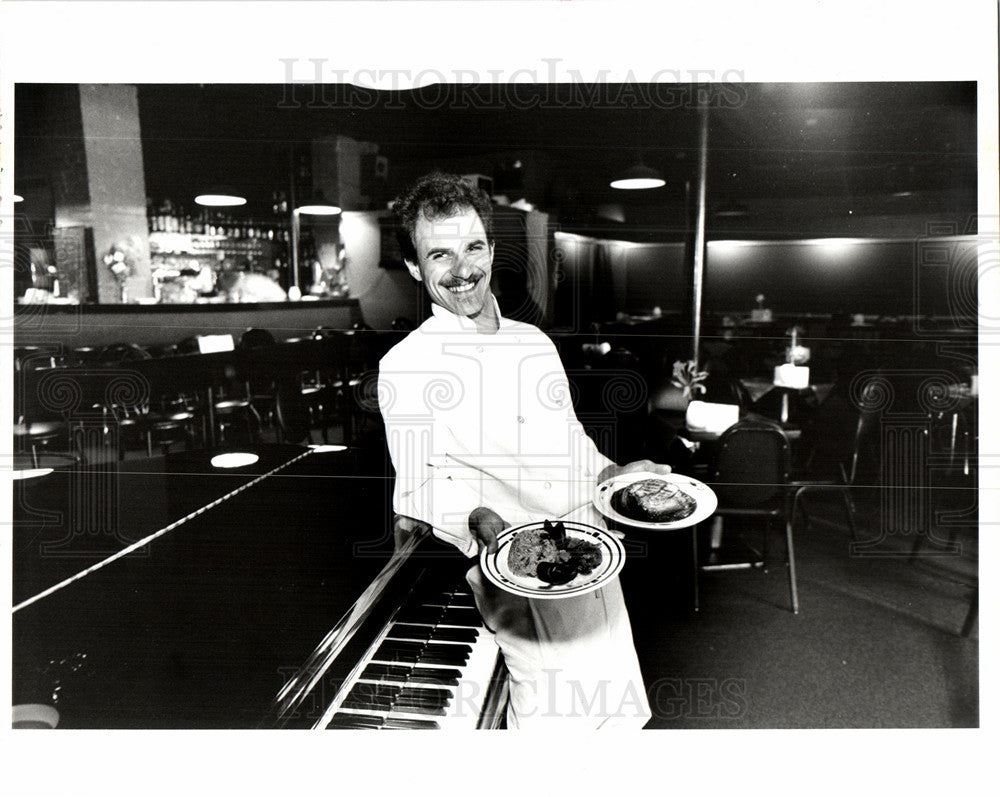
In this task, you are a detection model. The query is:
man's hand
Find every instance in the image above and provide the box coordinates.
[468,506,506,555]
[597,458,672,485]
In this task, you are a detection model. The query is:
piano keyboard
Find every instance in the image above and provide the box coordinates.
[317,580,506,730]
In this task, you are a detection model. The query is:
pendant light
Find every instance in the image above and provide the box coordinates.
[610,162,666,190]
[194,186,247,207]
[295,189,341,215]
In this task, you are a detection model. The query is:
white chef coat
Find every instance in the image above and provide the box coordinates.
[378,299,651,729]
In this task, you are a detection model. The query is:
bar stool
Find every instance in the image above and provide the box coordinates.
[313,327,373,445]
[213,383,261,446]
[153,394,200,454]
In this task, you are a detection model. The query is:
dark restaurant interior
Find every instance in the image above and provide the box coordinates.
[10,80,979,732]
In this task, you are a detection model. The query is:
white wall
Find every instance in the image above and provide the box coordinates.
[337,211,421,330]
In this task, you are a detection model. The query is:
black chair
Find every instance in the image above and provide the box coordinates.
[310,327,372,445]
[788,389,878,543]
[274,381,317,445]
[239,328,279,435]
[13,353,86,467]
[239,327,276,349]
[705,418,799,613]
[212,381,261,446]
[106,395,198,459]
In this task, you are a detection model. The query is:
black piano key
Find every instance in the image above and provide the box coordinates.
[408,667,462,686]
[387,623,479,645]
[377,640,425,654]
[341,696,395,712]
[382,717,441,730]
[447,591,477,608]
[342,683,400,712]
[360,663,412,683]
[394,608,445,625]
[387,623,434,642]
[371,646,465,667]
[374,650,423,665]
[416,643,472,666]
[328,713,384,729]
[438,607,481,626]
[398,687,452,705]
[388,703,448,717]
[373,641,423,663]
[372,649,419,666]
[347,682,400,701]
[423,626,480,643]
[416,653,469,667]
[426,590,461,603]
[399,604,480,627]
[427,642,472,656]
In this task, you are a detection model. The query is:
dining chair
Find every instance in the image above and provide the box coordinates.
[13,355,86,467]
[105,393,197,459]
[239,328,280,435]
[789,396,881,543]
[273,381,317,445]
[211,381,261,446]
[706,417,799,613]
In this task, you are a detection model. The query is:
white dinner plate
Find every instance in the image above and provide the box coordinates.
[480,520,625,600]
[593,471,718,530]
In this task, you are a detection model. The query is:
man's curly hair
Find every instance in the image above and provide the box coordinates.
[392,172,494,263]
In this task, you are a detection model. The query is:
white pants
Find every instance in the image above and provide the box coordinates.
[465,565,651,729]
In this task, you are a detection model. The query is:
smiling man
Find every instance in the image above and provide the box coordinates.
[378,172,659,728]
[403,200,497,330]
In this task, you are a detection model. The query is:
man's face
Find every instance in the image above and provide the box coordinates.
[405,206,494,317]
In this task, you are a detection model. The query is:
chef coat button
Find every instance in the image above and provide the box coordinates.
[476,346,484,353]
[517,416,525,424]
[544,481,552,489]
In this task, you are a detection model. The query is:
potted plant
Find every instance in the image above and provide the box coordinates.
[670,358,709,401]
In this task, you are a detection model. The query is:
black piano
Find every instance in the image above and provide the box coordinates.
[11,444,507,729]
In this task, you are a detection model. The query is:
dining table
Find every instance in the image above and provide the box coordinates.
[738,378,834,426]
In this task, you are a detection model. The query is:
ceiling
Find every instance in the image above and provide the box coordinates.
[21,81,981,242]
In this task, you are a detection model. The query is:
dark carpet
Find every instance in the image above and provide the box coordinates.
[621,492,978,729]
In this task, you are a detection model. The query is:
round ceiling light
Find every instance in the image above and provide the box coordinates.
[610,164,666,190]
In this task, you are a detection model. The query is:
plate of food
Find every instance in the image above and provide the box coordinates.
[593,471,718,530]
[480,520,625,599]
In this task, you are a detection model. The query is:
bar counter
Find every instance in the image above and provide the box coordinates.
[13,297,363,349]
